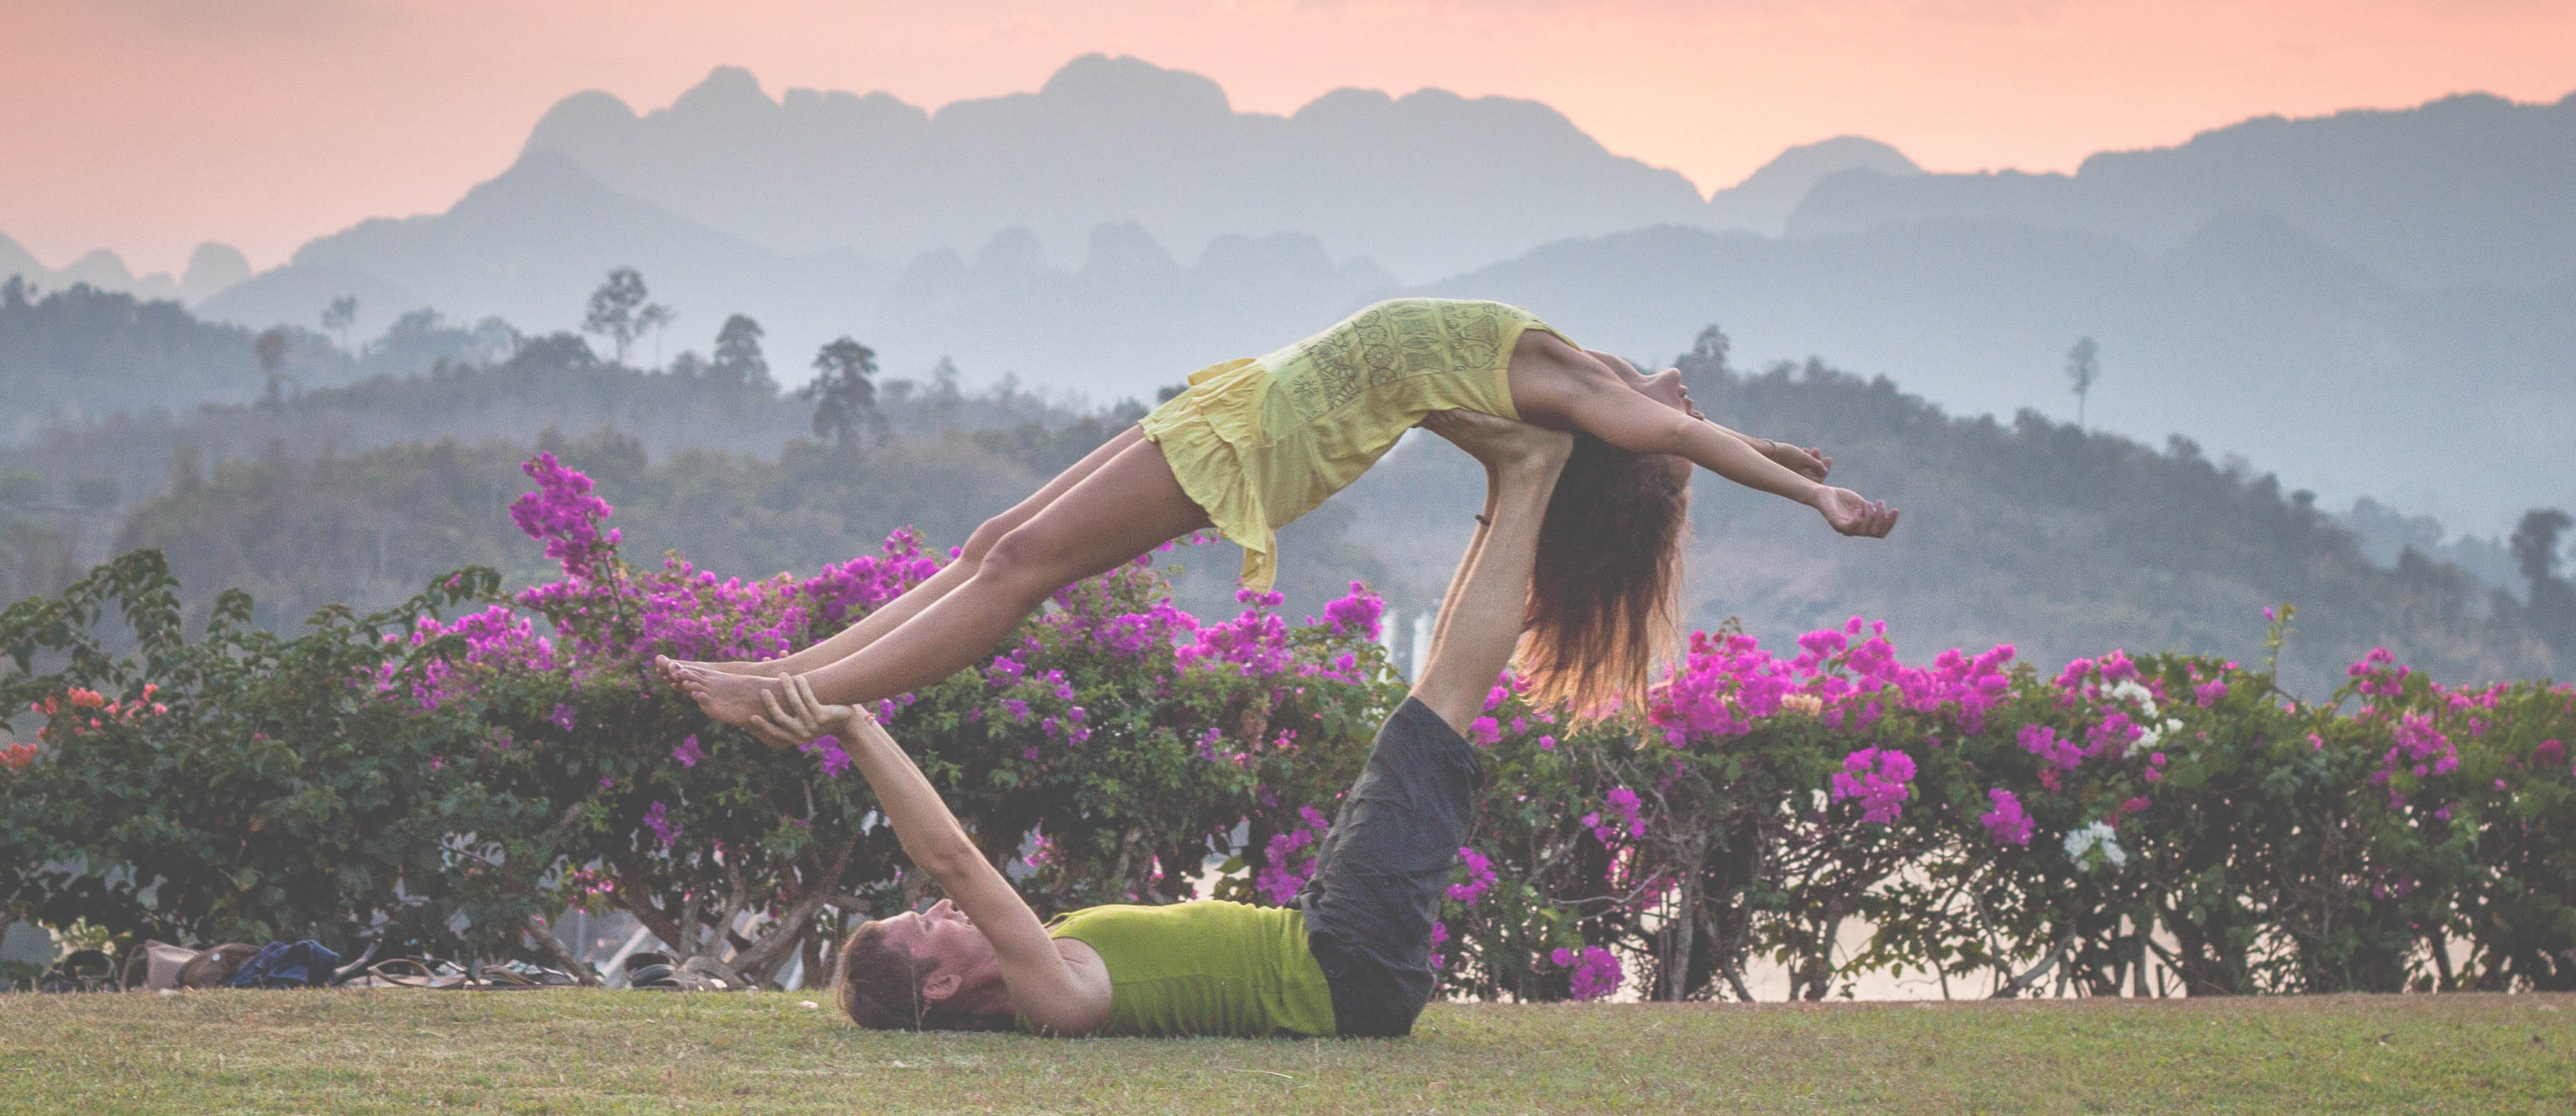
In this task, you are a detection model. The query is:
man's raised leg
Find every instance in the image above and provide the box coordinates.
[1295,411,1571,1037]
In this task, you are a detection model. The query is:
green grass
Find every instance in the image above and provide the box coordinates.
[4,990,2571,1114]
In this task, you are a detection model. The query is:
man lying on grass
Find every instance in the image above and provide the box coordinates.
[744,409,1573,1037]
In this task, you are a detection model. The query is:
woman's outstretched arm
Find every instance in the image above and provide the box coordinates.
[1583,348,1830,481]
[749,676,1107,1033]
[1514,340,1898,538]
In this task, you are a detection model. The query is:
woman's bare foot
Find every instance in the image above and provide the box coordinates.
[678,670,799,742]
[655,655,769,685]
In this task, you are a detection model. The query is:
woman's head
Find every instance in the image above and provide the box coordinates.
[836,900,1013,1031]
[1519,433,1691,717]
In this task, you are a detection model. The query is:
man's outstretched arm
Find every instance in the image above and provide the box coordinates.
[1410,411,1571,734]
[748,677,1106,1033]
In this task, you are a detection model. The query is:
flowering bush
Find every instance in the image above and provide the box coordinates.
[0,454,1388,982]
[1,454,2570,999]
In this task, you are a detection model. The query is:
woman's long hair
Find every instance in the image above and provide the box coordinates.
[1518,434,1691,717]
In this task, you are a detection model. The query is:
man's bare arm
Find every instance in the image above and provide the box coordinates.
[1411,413,1569,733]
[751,678,1102,1032]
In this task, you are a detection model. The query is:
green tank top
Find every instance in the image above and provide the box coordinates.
[1031,901,1337,1038]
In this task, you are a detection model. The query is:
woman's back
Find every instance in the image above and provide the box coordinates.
[1143,298,1563,589]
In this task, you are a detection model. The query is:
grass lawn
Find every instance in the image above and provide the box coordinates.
[3,989,2571,1114]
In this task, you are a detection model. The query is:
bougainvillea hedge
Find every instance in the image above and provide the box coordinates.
[2,454,2568,998]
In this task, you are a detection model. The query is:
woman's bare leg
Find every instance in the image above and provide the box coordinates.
[680,436,1212,728]
[660,426,1150,682]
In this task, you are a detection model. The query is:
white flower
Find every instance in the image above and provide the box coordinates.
[2136,718,2184,751]
[2062,821,2127,870]
[2107,680,2158,718]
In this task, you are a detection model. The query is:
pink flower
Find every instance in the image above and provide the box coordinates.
[1446,847,1497,904]
[1560,945,1622,1001]
[1978,788,2034,846]
[670,735,703,768]
[643,801,679,848]
[1830,747,1915,824]
[799,735,852,778]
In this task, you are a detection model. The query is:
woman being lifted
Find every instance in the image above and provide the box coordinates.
[669,298,1896,722]
[761,413,1599,1035]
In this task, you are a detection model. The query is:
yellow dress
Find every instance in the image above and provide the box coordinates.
[1140,298,1571,590]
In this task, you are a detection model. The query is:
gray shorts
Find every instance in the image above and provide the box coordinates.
[1297,697,1480,1037]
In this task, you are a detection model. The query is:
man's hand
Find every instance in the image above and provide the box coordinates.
[1813,486,1899,537]
[748,673,864,749]
[1421,408,1574,471]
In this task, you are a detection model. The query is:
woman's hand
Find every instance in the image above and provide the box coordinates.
[1758,439,1832,482]
[748,673,864,749]
[1812,486,1899,537]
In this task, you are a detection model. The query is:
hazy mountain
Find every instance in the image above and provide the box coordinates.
[1408,216,2575,536]
[1705,136,1918,235]
[199,150,895,366]
[188,149,1399,401]
[519,55,1715,283]
[1789,91,2576,292]
[0,233,254,305]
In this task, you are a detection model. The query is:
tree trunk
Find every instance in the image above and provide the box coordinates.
[1657,833,1708,1002]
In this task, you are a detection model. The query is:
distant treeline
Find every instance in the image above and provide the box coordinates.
[0,285,2567,694]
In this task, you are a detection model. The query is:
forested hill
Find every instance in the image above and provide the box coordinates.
[91,326,2567,700]
[1321,336,2562,699]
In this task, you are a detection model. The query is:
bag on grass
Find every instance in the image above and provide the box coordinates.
[223,939,342,989]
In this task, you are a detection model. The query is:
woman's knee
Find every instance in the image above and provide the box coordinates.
[975,523,1079,596]
[959,515,1015,565]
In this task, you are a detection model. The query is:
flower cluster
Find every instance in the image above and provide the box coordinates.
[1447,846,1497,904]
[1255,805,1333,905]
[2062,821,2127,870]
[508,451,620,579]
[1551,945,1624,1001]
[1650,617,2013,745]
[29,685,165,740]
[1979,788,2034,846]
[1830,746,1916,824]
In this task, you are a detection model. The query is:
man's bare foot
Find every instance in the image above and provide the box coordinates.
[1421,409,1574,469]
[678,670,797,742]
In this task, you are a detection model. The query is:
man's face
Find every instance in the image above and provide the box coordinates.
[877,899,997,990]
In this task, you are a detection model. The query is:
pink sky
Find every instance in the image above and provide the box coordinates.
[7,0,2571,275]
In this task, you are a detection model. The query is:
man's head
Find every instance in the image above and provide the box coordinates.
[836,899,1010,1030]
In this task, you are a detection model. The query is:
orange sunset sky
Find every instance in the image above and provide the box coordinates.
[8,0,2572,276]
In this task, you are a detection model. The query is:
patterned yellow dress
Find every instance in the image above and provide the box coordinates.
[1139,298,1572,590]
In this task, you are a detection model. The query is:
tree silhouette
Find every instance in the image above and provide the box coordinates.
[637,303,676,370]
[803,337,885,451]
[2066,337,2100,429]
[711,314,774,393]
[255,327,293,408]
[2510,508,2574,647]
[582,268,670,367]
[321,296,358,353]
[1691,323,1732,373]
